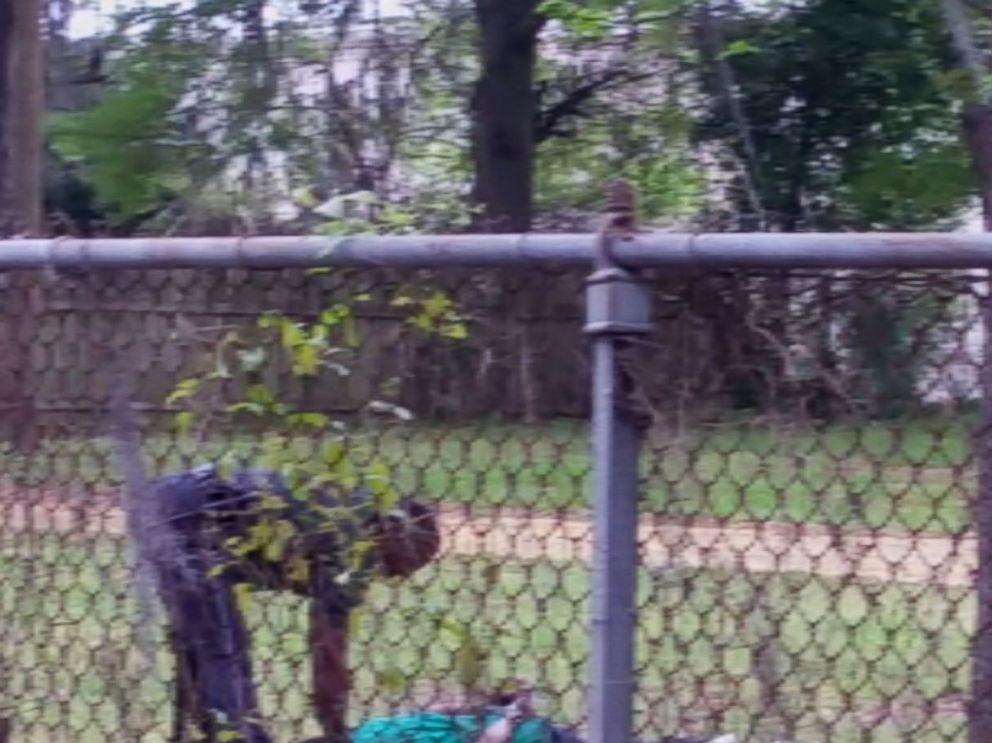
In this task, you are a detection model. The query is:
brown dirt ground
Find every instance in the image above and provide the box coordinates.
[0,487,976,587]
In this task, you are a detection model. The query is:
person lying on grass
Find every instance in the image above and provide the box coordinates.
[328,686,577,743]
[150,464,440,743]
[322,686,736,743]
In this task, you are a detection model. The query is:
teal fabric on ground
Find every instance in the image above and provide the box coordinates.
[351,711,555,743]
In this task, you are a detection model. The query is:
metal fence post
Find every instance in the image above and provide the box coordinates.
[971,283,992,743]
[584,182,652,743]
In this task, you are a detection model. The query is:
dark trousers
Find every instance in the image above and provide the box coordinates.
[157,556,274,743]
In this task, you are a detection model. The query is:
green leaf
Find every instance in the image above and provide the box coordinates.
[330,455,359,489]
[348,607,364,636]
[321,439,345,461]
[720,39,757,59]
[438,617,468,640]
[310,323,330,344]
[280,321,305,350]
[345,537,376,572]
[175,410,194,435]
[47,49,192,222]
[287,555,310,586]
[257,494,285,512]
[292,343,320,376]
[263,519,296,563]
[320,305,351,326]
[289,412,330,429]
[365,460,398,510]
[246,384,276,405]
[441,322,468,340]
[260,435,289,466]
[409,314,433,332]
[537,0,571,17]
[227,401,266,416]
[294,188,317,208]
[232,583,252,615]
[166,378,201,406]
[249,520,275,550]
[538,0,610,37]
[378,668,408,693]
[207,562,232,578]
[422,291,451,317]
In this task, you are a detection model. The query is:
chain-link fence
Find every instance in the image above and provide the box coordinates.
[0,258,990,743]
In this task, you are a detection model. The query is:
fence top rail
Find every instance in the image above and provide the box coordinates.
[1,232,992,269]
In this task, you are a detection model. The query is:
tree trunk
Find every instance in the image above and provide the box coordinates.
[964,104,992,231]
[0,0,42,453]
[471,0,543,417]
[0,1,14,232]
[0,0,43,236]
[963,100,992,743]
[471,0,542,233]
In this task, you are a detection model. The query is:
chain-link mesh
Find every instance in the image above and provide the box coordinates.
[0,265,987,743]
[629,269,984,743]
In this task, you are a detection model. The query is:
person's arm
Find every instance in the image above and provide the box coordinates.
[305,492,438,743]
[475,716,517,743]
[309,603,351,743]
[473,689,533,743]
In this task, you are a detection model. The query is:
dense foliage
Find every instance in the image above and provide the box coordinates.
[36,0,990,417]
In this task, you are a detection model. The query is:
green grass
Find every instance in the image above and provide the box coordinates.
[0,533,975,743]
[1,415,978,534]
[0,416,979,740]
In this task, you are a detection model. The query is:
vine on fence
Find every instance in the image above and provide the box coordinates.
[162,282,501,700]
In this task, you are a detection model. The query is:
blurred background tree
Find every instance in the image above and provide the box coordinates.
[2,0,989,419]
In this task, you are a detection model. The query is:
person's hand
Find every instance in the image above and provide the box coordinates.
[503,687,534,722]
[475,686,535,743]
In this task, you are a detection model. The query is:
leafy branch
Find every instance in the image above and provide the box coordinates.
[164,283,467,613]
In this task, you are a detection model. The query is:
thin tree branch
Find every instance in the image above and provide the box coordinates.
[696,0,767,229]
[534,69,650,143]
[940,0,987,91]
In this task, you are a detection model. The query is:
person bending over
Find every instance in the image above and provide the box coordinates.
[150,464,440,743]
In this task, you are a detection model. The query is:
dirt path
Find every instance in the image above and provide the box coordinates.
[0,490,976,587]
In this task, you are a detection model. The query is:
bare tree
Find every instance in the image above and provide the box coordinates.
[0,0,43,236]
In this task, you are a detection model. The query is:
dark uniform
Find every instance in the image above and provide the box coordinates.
[152,464,387,743]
